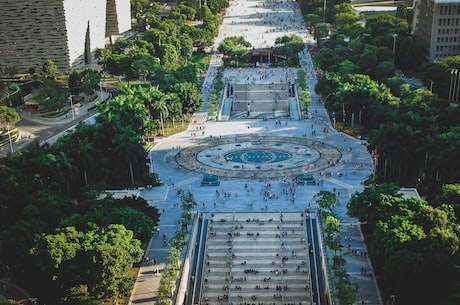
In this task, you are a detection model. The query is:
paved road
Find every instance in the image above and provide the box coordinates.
[0,90,110,157]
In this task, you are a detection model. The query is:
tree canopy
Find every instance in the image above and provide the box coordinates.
[31,224,143,303]
[347,184,460,304]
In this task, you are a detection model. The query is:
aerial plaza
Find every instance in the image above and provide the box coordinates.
[130,0,380,304]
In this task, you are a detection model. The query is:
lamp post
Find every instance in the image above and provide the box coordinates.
[6,123,13,153]
[449,69,455,102]
[449,69,458,103]
[392,34,398,53]
[456,70,460,103]
[100,82,104,102]
[69,95,75,120]
[393,33,398,64]
[427,79,434,92]
[149,149,153,173]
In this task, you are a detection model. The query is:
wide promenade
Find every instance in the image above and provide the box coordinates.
[130,1,383,305]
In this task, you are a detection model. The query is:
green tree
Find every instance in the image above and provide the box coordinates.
[31,224,143,303]
[42,59,58,79]
[347,183,400,225]
[95,94,148,185]
[34,79,67,112]
[337,60,358,75]
[313,24,329,46]
[178,34,194,62]
[218,36,251,63]
[348,184,460,304]
[436,127,460,184]
[324,215,342,253]
[156,94,173,135]
[0,105,20,126]
[84,224,143,301]
[171,82,203,114]
[53,122,98,188]
[68,71,82,95]
[316,190,336,212]
[160,44,180,69]
[132,55,159,81]
[436,184,460,215]
[80,69,101,94]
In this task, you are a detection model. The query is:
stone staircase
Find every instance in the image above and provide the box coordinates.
[199,212,314,305]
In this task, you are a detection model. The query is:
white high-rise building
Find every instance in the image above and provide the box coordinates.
[412,0,460,60]
[0,0,131,73]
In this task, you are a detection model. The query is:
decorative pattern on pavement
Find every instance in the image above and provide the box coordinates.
[176,135,341,179]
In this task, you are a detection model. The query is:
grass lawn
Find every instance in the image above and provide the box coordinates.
[359,10,396,20]
[190,53,212,70]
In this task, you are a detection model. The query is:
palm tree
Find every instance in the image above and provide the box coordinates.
[54,123,96,187]
[140,85,166,135]
[154,95,170,136]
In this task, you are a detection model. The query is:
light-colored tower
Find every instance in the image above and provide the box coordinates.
[0,0,131,73]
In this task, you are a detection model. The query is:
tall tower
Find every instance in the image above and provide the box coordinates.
[0,0,131,73]
[412,0,460,61]
[106,0,132,37]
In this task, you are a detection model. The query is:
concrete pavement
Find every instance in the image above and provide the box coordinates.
[133,68,380,305]
[131,0,383,304]
[133,107,380,305]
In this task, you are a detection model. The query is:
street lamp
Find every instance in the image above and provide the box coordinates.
[449,69,458,103]
[427,79,434,92]
[100,82,104,102]
[69,95,75,120]
[456,70,460,103]
[392,34,398,54]
[6,123,13,153]
[149,149,153,173]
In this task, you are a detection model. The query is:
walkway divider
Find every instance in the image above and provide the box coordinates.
[175,213,201,305]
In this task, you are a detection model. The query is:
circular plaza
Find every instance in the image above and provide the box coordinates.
[176,134,341,179]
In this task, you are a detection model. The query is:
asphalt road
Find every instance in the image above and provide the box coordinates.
[0,107,98,158]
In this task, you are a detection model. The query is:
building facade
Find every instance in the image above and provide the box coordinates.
[0,0,131,73]
[412,0,460,60]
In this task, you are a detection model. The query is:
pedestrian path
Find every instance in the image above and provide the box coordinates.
[130,0,382,304]
[201,212,314,305]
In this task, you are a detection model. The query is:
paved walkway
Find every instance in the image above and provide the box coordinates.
[132,0,382,304]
